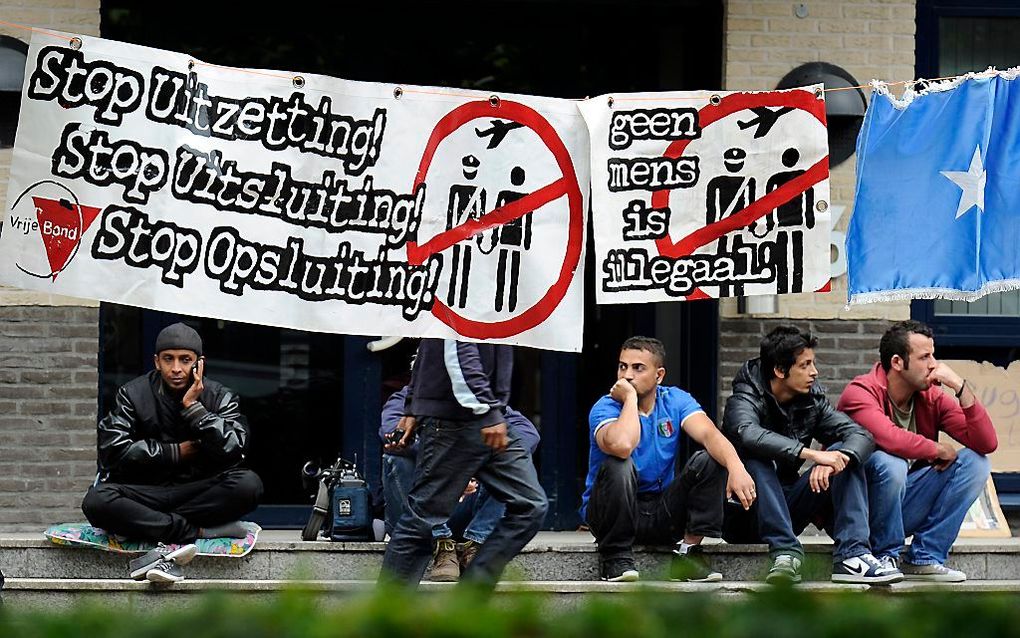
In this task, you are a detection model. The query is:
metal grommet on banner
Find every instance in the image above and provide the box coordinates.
[816,200,829,213]
[814,87,824,99]
[393,86,403,99]
[607,96,615,108]
[709,94,722,106]
[292,76,305,89]
[489,94,501,109]
[69,37,82,51]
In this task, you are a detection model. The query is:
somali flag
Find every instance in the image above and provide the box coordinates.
[847,69,1020,305]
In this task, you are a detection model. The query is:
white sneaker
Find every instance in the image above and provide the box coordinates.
[831,553,903,584]
[901,562,967,582]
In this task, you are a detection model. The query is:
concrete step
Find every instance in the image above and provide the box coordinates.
[5,578,1020,610]
[4,532,1020,581]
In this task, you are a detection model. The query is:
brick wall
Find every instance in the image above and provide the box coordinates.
[717,0,916,412]
[722,0,915,322]
[0,306,100,530]
[718,318,893,416]
[0,1,101,531]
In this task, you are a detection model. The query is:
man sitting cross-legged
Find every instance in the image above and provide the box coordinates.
[581,336,756,582]
[81,323,263,583]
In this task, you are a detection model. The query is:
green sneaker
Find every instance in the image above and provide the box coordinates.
[766,553,802,584]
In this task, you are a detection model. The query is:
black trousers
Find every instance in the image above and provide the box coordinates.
[586,450,727,559]
[81,468,263,543]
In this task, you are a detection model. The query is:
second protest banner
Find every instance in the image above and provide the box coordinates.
[580,88,832,304]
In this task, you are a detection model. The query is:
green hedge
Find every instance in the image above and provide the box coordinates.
[3,586,1020,638]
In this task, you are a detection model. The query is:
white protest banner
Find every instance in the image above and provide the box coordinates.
[0,33,588,351]
[579,88,831,304]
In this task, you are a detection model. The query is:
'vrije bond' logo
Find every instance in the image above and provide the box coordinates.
[7,181,101,280]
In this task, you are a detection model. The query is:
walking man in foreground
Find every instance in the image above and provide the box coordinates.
[379,339,547,592]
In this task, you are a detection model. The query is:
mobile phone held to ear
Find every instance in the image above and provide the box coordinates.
[190,358,203,383]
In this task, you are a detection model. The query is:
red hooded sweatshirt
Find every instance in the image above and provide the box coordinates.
[837,363,998,461]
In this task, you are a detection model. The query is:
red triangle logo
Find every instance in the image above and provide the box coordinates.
[32,197,102,280]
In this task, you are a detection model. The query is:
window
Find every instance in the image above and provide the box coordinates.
[914,3,1020,353]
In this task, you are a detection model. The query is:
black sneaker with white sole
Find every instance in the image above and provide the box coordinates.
[129,543,198,581]
[145,559,185,583]
[670,545,722,582]
[831,553,903,585]
[600,555,639,582]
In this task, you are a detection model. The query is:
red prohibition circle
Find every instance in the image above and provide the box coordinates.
[650,90,830,299]
[406,100,584,339]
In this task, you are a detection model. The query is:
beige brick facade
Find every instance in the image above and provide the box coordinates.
[0,1,100,531]
[721,0,915,321]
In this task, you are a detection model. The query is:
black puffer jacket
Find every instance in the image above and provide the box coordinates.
[722,358,874,484]
[97,370,249,485]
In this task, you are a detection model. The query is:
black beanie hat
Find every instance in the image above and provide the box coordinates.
[155,322,203,357]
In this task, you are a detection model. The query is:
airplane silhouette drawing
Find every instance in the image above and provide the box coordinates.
[737,106,796,138]
[476,120,526,149]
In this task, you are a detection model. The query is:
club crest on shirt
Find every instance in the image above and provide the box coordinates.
[657,418,674,437]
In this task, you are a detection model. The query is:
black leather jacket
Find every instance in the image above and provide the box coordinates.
[96,370,250,485]
[722,358,874,484]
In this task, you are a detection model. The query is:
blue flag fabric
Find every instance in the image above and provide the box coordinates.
[847,69,1020,305]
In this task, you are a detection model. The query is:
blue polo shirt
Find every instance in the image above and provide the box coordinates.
[579,385,704,521]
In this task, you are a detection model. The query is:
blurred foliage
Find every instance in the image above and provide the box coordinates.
[4,586,1020,638]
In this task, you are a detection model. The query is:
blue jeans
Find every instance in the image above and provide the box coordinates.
[382,453,506,544]
[743,442,871,562]
[866,448,990,565]
[379,417,548,590]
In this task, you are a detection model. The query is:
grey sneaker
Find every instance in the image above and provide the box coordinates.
[145,559,185,583]
[129,543,198,581]
[766,553,802,584]
[901,562,967,582]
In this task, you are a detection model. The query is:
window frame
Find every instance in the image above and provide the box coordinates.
[912,0,1020,348]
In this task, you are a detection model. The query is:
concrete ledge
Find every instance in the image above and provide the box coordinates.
[5,532,1019,581]
[10,577,1020,593]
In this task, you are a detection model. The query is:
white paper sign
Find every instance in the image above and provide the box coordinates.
[579,88,831,304]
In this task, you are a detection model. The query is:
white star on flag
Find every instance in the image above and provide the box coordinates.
[940,146,986,219]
